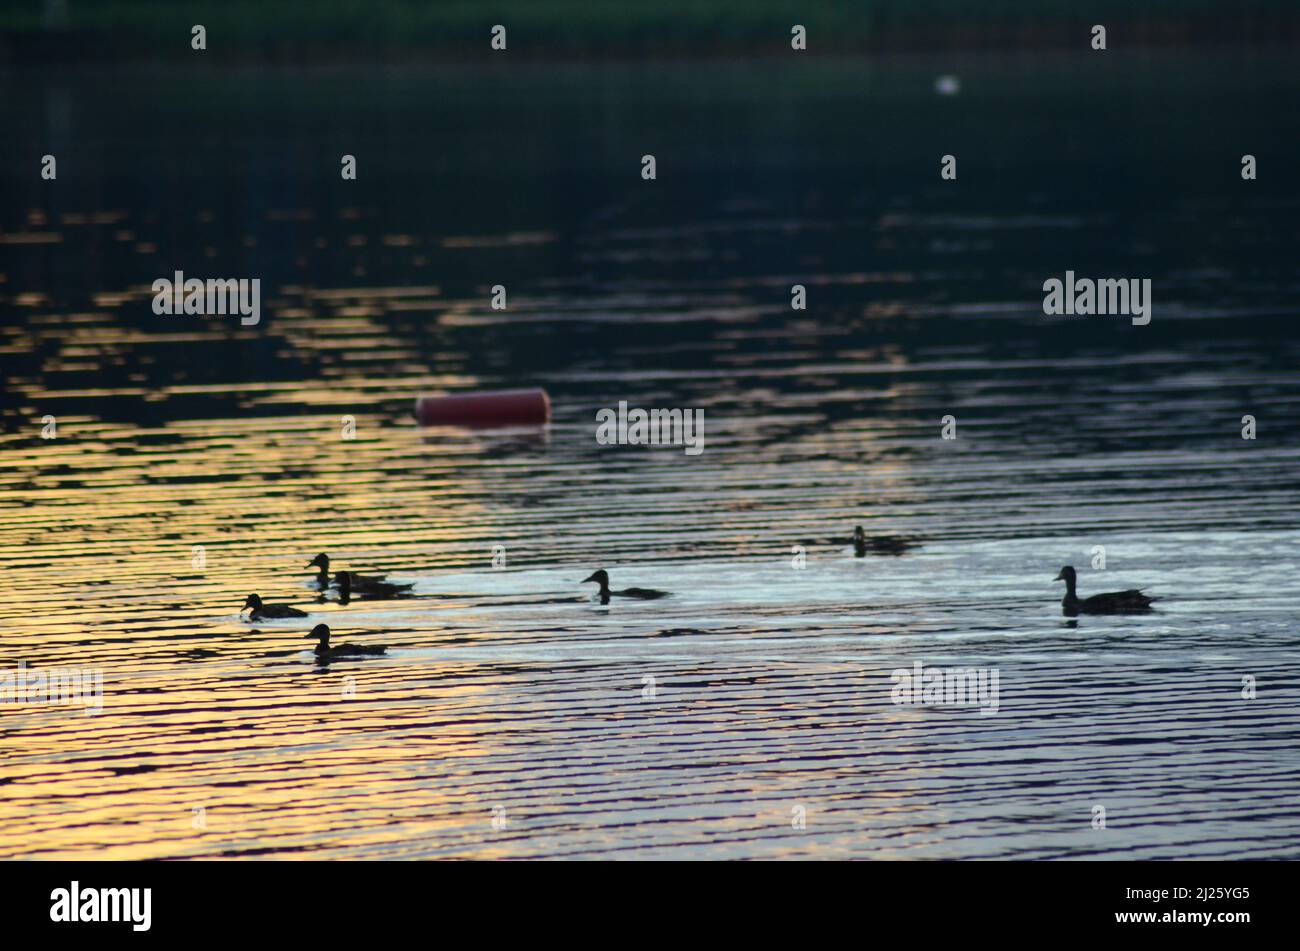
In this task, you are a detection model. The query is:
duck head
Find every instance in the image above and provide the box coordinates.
[582,569,609,588]
[307,553,330,571]
[305,623,331,648]
[854,526,865,540]
[241,594,264,614]
[1053,566,1076,584]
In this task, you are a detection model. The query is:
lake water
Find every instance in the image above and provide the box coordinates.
[2,51,1299,859]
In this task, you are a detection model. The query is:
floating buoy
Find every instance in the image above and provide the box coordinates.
[415,388,550,428]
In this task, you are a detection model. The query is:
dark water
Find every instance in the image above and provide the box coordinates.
[1,52,1299,858]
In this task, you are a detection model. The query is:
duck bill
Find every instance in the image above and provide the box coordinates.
[1053,571,1065,582]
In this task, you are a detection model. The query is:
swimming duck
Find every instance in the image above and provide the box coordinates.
[582,569,670,605]
[334,570,413,602]
[242,594,309,620]
[308,553,395,589]
[307,553,333,588]
[853,526,917,557]
[1054,566,1155,616]
[305,623,386,658]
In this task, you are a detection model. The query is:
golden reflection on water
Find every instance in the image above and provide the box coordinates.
[2,390,1298,859]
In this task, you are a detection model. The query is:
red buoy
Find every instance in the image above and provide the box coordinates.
[415,388,551,428]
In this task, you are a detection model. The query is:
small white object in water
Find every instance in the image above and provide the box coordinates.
[934,75,961,96]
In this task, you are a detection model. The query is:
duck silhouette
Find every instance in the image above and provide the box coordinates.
[305,623,386,658]
[333,570,413,603]
[1054,566,1155,616]
[582,569,670,605]
[306,553,333,588]
[853,526,917,557]
[241,594,308,621]
[307,553,398,591]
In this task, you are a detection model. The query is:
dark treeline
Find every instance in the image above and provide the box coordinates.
[2,0,1298,65]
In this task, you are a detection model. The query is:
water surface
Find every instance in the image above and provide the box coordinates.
[1,52,1299,859]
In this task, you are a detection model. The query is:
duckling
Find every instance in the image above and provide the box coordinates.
[306,553,392,589]
[853,526,917,557]
[582,569,670,605]
[334,570,413,602]
[242,594,309,621]
[1054,566,1155,616]
[305,623,386,658]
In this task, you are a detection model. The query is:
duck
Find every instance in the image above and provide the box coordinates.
[582,569,670,605]
[306,553,401,592]
[242,594,309,620]
[306,553,333,588]
[1054,566,1155,616]
[334,570,413,603]
[305,623,386,658]
[853,526,917,557]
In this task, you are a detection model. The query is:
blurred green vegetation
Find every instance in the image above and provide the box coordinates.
[4,0,1296,57]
